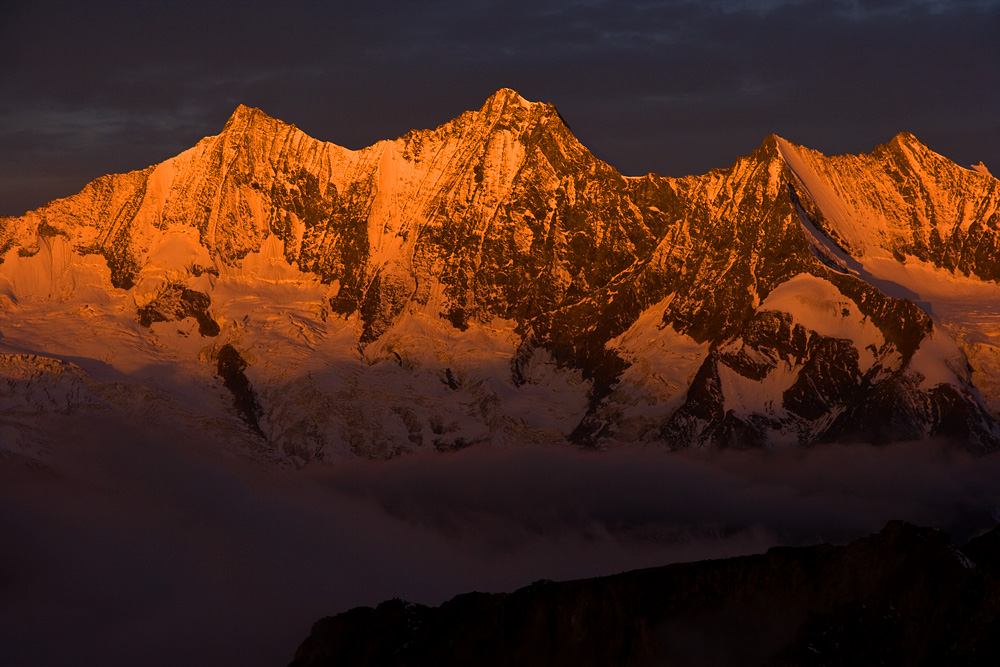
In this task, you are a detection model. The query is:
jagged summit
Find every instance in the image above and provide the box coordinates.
[453,88,554,122]
[219,89,565,160]
[886,129,921,147]
[219,103,299,139]
[224,103,263,126]
[484,87,534,108]
[773,131,935,169]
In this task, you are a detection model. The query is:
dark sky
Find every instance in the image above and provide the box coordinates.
[1,0,997,216]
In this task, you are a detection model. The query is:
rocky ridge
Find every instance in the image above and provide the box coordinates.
[2,89,1000,462]
[288,521,1000,666]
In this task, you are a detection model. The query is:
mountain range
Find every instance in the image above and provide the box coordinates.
[3,88,1000,463]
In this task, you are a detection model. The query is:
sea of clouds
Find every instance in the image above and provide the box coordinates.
[2,417,998,666]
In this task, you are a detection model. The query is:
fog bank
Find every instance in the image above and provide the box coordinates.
[2,428,998,666]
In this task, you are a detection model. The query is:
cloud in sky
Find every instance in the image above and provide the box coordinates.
[2,417,999,667]
[0,0,997,215]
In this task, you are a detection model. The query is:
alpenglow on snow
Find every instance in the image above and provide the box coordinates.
[2,88,1000,463]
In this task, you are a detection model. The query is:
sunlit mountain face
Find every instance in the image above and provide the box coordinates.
[3,89,1000,464]
[2,90,1000,667]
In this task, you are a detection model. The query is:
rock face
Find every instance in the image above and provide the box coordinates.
[2,89,1000,462]
[288,521,1000,666]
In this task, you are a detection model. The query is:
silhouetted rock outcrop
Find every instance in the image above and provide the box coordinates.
[290,522,1000,666]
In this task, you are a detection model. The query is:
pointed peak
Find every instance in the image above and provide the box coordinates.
[746,133,790,162]
[880,131,952,166]
[472,88,576,138]
[422,88,567,141]
[889,131,927,150]
[768,134,822,164]
[477,88,563,122]
[483,88,534,109]
[225,104,260,126]
[769,134,813,154]
[761,133,784,152]
[221,104,289,135]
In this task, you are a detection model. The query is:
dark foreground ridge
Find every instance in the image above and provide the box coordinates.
[290,521,1000,666]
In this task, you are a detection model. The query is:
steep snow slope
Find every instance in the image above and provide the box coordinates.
[777,135,1000,422]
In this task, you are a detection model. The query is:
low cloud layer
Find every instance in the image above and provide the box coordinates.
[2,422,999,667]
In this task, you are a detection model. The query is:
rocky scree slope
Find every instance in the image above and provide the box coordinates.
[2,89,1000,462]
